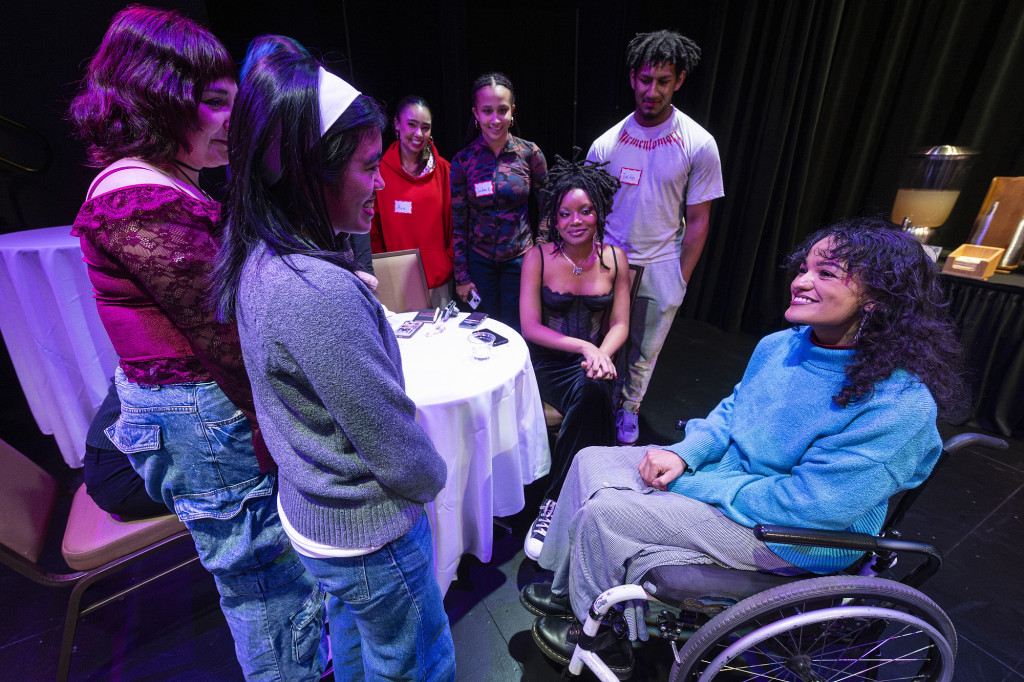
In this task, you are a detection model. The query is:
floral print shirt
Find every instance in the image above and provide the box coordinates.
[450,134,547,284]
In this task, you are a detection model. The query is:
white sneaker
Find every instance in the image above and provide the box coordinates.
[616,409,639,445]
[524,499,557,560]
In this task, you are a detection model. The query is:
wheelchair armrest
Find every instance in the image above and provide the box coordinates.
[754,524,943,588]
[942,432,1008,456]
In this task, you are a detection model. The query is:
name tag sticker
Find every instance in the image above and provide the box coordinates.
[394,200,412,214]
[619,168,642,185]
[474,181,495,197]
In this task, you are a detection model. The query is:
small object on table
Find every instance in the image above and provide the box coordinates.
[414,308,441,323]
[480,328,509,346]
[459,311,488,329]
[469,330,496,360]
[942,244,1005,280]
[395,320,423,338]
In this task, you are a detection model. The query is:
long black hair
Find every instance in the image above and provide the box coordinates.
[787,217,970,418]
[213,51,385,321]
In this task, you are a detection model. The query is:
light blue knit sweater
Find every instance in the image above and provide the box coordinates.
[666,326,942,573]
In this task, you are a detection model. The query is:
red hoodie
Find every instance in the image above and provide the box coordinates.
[370,141,454,289]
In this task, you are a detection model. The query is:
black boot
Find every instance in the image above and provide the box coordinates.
[520,582,572,617]
[531,615,634,679]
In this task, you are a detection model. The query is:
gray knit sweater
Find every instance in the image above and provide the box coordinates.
[237,243,447,548]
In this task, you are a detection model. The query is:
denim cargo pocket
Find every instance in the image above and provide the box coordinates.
[291,584,326,665]
[104,420,161,454]
[171,473,274,522]
[201,411,258,485]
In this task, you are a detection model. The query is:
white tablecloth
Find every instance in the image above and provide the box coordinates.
[392,313,550,595]
[0,226,118,467]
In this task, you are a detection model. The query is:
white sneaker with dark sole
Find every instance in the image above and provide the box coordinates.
[524,499,557,560]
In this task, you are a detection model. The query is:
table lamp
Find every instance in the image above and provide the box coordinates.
[891,145,977,243]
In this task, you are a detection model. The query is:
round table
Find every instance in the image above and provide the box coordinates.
[0,226,118,467]
[390,312,550,594]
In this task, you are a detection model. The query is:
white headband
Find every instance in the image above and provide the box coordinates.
[318,66,360,137]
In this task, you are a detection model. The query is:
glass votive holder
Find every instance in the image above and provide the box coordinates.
[468,331,495,361]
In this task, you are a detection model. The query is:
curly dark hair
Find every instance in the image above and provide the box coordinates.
[787,216,970,419]
[540,150,621,270]
[626,30,702,77]
[68,5,235,167]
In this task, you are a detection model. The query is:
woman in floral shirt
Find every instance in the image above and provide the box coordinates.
[451,72,547,331]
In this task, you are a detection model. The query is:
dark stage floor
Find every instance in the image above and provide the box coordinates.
[1,317,1021,681]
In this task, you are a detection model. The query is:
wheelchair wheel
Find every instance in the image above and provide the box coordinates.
[669,575,956,682]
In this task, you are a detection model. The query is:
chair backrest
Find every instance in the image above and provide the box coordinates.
[372,249,430,313]
[0,438,59,564]
[627,263,644,308]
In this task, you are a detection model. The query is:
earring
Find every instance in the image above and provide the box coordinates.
[474,120,479,129]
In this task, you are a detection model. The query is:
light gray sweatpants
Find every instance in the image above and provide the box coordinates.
[537,446,797,638]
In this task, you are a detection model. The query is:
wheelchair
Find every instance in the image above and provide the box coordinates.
[553,432,1007,682]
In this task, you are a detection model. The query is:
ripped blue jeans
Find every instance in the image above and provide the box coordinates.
[106,368,326,681]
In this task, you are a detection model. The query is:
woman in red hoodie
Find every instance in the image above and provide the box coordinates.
[370,95,454,306]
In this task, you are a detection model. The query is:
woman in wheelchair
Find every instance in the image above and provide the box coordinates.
[520,217,968,677]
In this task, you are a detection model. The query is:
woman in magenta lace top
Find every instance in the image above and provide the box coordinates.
[518,155,630,560]
[68,7,326,680]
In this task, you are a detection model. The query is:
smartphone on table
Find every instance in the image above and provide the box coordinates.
[481,328,509,346]
[394,320,423,338]
[459,312,488,329]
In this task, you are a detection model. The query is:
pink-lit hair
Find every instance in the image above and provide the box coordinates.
[69,5,235,167]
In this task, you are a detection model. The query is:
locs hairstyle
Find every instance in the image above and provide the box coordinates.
[625,30,702,77]
[68,4,235,167]
[541,151,620,270]
[213,52,385,321]
[786,216,970,418]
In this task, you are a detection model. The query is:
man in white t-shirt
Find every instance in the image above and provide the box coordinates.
[588,29,725,445]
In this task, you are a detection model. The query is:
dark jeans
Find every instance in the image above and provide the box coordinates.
[84,444,170,518]
[533,351,615,500]
[467,249,523,332]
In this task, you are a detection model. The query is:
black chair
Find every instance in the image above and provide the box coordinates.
[561,432,1007,682]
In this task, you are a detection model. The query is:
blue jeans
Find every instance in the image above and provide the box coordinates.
[468,249,523,332]
[106,369,327,681]
[297,513,456,682]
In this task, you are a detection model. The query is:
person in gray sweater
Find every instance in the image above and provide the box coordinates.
[213,51,455,681]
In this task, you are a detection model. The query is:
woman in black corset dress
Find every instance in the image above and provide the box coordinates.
[519,155,630,559]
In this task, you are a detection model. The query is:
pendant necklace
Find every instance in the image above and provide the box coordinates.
[560,243,595,276]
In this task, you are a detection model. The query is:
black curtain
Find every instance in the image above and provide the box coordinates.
[680,0,1024,334]
[8,0,1021,328]
[208,0,1024,335]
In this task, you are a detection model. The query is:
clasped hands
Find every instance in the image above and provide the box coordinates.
[580,344,617,380]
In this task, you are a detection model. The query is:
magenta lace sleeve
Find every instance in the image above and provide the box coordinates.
[74,187,271,468]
